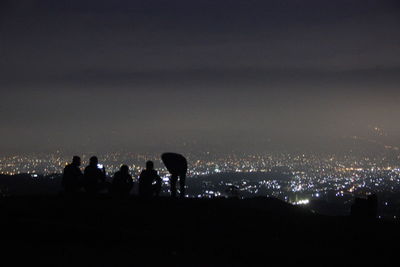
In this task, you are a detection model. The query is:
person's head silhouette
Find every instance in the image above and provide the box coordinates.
[120,165,129,175]
[89,156,98,166]
[72,156,81,167]
[146,161,154,170]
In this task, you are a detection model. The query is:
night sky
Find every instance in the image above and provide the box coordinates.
[1,0,400,154]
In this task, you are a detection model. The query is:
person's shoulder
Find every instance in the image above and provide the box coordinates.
[64,164,75,171]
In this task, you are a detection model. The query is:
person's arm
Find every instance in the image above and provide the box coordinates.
[101,167,106,182]
[138,171,144,182]
[127,175,133,185]
[61,167,67,187]
[76,168,83,179]
[111,174,117,185]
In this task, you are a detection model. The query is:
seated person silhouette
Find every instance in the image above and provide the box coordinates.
[139,161,162,197]
[161,153,187,198]
[110,165,133,197]
[83,156,106,194]
[62,156,83,193]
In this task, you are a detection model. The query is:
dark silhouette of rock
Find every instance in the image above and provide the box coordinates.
[138,161,162,197]
[351,194,378,219]
[83,156,106,194]
[161,152,187,198]
[110,165,133,197]
[62,156,83,194]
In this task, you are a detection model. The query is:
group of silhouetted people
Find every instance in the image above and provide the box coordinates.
[62,153,187,198]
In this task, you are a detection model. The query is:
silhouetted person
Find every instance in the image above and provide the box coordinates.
[139,161,161,197]
[83,156,106,194]
[351,194,378,219]
[153,174,162,197]
[161,153,187,198]
[62,156,83,194]
[111,165,133,197]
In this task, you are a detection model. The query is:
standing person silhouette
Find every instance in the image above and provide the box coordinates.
[62,156,83,194]
[83,156,106,194]
[111,165,133,197]
[161,153,187,198]
[139,161,161,197]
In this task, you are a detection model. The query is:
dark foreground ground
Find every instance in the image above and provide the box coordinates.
[0,196,399,266]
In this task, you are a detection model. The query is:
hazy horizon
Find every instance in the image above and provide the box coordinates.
[1,0,400,154]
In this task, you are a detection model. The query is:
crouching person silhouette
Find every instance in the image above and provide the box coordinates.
[62,156,83,194]
[139,161,162,197]
[111,165,133,197]
[83,156,107,195]
[161,153,187,198]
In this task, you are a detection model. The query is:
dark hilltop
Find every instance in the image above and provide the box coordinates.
[0,193,399,266]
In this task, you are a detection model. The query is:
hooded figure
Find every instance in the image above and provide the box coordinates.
[161,153,187,198]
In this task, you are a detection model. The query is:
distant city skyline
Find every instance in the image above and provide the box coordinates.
[1,150,400,218]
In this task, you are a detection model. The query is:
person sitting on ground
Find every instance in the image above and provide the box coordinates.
[62,156,83,194]
[139,161,162,197]
[83,156,106,194]
[110,165,133,197]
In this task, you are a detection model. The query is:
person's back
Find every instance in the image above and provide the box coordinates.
[139,161,160,197]
[83,156,106,194]
[111,165,133,196]
[62,156,83,193]
[139,169,155,197]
